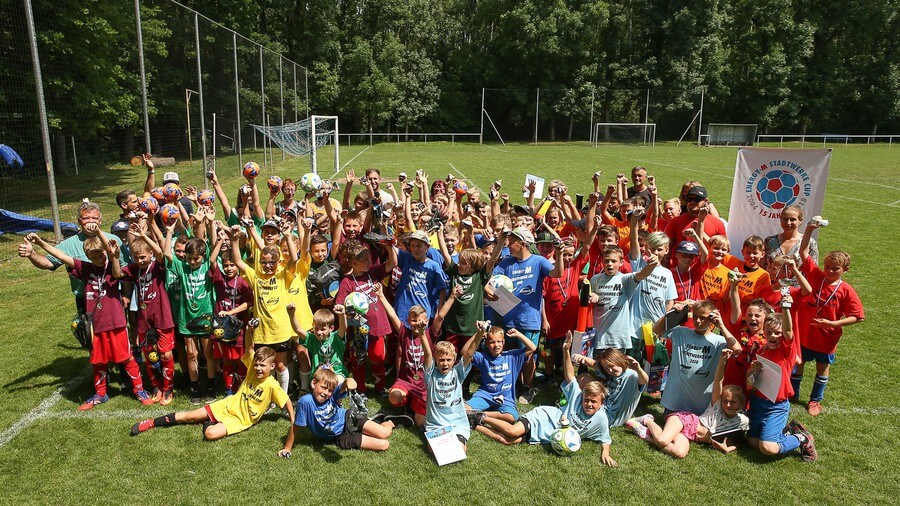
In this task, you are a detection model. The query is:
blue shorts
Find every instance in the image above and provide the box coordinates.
[801,346,836,365]
[467,390,520,419]
[748,396,790,442]
[505,329,540,361]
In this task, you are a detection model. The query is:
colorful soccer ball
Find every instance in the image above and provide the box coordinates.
[147,351,159,363]
[344,292,370,315]
[243,161,260,179]
[197,189,215,206]
[267,175,283,193]
[159,204,179,225]
[299,172,322,193]
[488,274,515,293]
[163,183,182,203]
[150,186,166,202]
[550,426,582,456]
[755,169,800,210]
[139,196,159,214]
[453,180,468,196]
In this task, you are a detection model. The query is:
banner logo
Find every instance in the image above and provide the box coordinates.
[745,161,812,217]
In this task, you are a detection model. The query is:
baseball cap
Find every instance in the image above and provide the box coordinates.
[535,232,555,244]
[261,219,280,230]
[110,220,130,234]
[162,171,180,184]
[406,230,430,244]
[676,241,699,255]
[510,227,535,245]
[475,235,496,248]
[513,205,535,217]
[686,186,708,200]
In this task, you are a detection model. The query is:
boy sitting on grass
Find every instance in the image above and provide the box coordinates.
[131,331,293,443]
[476,332,618,467]
[281,368,407,453]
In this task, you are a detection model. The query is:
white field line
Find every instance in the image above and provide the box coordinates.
[0,376,82,448]
[602,153,733,180]
[828,193,900,208]
[830,178,900,192]
[482,144,508,153]
[817,406,900,416]
[338,145,371,172]
[889,199,900,206]
[447,162,483,193]
[43,409,169,420]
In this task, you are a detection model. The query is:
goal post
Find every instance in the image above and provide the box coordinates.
[592,123,656,147]
[310,115,339,175]
[706,123,757,146]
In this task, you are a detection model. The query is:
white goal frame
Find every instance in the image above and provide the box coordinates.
[592,123,656,147]
[705,123,758,147]
[310,115,340,175]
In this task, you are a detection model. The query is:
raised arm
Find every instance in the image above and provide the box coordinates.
[711,309,741,352]
[711,348,733,405]
[436,224,453,267]
[634,253,660,282]
[208,169,232,217]
[798,219,821,264]
[18,235,55,270]
[248,176,265,220]
[26,233,75,268]
[228,226,250,273]
[420,317,434,369]
[341,168,356,210]
[141,153,155,197]
[460,324,485,368]
[373,283,402,333]
[432,284,461,335]
[506,328,538,357]
[561,331,576,384]
[97,231,122,279]
[162,223,176,262]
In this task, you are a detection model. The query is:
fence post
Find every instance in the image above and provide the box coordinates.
[293,63,298,122]
[24,0,62,241]
[279,56,284,161]
[134,0,151,154]
[534,88,539,143]
[259,46,267,167]
[194,14,207,173]
[589,87,595,145]
[479,87,484,145]
[233,32,242,168]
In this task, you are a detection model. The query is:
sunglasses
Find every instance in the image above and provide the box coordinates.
[685,195,705,202]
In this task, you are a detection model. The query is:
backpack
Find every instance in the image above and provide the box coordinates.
[307,260,342,297]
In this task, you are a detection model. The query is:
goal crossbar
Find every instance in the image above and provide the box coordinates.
[592,123,656,147]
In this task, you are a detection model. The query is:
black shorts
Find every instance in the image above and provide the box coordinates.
[255,340,292,353]
[335,411,367,450]
[520,417,532,443]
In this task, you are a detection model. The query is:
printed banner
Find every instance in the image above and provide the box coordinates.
[726,148,831,257]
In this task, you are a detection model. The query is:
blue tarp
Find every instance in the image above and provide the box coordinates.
[0,208,79,236]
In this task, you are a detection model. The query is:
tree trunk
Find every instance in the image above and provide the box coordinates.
[52,130,67,174]
[121,126,135,162]
[567,116,574,141]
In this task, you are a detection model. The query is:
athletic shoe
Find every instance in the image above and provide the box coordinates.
[370,412,387,424]
[637,414,655,426]
[518,388,537,405]
[131,418,155,436]
[807,400,822,417]
[160,389,174,407]
[789,420,818,462]
[203,389,217,403]
[467,410,486,429]
[151,389,163,404]
[78,394,109,411]
[189,390,202,405]
[136,389,154,406]
[626,418,651,440]
[384,413,415,428]
[224,388,234,397]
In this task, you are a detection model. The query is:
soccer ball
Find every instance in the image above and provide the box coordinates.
[150,186,166,202]
[453,180,468,196]
[159,204,179,225]
[267,175,283,193]
[147,351,159,364]
[243,161,260,179]
[755,169,800,210]
[197,189,215,206]
[139,196,159,214]
[488,274,515,293]
[344,292,370,315]
[550,426,582,456]
[299,172,322,193]
[163,183,182,203]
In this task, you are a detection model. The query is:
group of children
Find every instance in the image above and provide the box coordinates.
[20,160,863,463]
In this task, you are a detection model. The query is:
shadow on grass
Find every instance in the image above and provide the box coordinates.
[3,354,87,395]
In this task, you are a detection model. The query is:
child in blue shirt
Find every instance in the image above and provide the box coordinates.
[281,367,407,453]
[476,332,618,467]
[572,348,647,427]
[589,245,657,353]
[394,230,449,326]
[466,326,536,426]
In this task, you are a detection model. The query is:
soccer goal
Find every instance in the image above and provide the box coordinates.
[252,115,339,174]
[592,123,656,147]
[705,123,757,146]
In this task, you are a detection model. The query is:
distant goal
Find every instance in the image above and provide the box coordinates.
[705,123,758,146]
[592,123,656,147]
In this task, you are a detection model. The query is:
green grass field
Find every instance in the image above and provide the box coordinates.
[1,142,898,504]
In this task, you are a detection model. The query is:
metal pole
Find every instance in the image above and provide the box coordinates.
[697,86,705,147]
[644,88,650,145]
[71,136,78,175]
[304,67,309,116]
[588,87,595,145]
[534,88,540,143]
[212,112,216,162]
[265,114,270,168]
[134,0,151,153]
[479,88,485,144]
[310,115,317,174]
[334,116,340,176]
[24,0,61,240]
[279,57,284,161]
[186,89,193,162]
[259,46,265,160]
[293,63,298,122]
[232,33,242,168]
[194,14,208,170]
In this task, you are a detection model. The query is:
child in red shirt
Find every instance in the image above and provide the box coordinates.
[29,227,152,410]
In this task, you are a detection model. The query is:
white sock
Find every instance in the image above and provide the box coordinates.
[278,369,290,393]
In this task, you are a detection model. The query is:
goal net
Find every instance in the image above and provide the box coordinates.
[592,123,656,147]
[252,115,339,174]
[706,123,757,146]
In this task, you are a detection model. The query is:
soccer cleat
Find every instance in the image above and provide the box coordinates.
[637,414,655,426]
[136,389,154,406]
[789,420,818,462]
[384,413,415,428]
[131,418,156,436]
[78,394,109,411]
[467,410,486,429]
[160,389,174,406]
[807,400,822,417]
[626,418,651,440]
[518,388,537,405]
[203,389,217,404]
[189,390,202,405]
[151,389,163,404]
[370,412,387,424]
